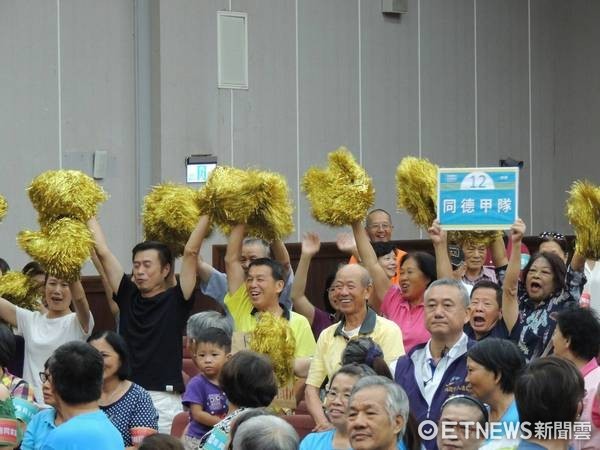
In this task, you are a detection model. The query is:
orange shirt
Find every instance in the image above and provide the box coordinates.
[348,247,407,285]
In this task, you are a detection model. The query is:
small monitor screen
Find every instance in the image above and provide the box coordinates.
[186,163,217,183]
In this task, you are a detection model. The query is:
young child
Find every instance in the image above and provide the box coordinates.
[181,327,231,450]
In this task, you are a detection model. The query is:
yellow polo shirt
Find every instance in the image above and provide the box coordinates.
[224,285,316,358]
[306,308,405,388]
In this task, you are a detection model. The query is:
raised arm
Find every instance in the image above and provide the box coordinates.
[352,221,390,312]
[70,278,92,334]
[196,255,215,284]
[336,232,361,261]
[570,250,586,273]
[87,217,125,294]
[502,218,526,333]
[180,215,211,301]
[224,224,246,294]
[90,248,119,319]
[291,232,320,323]
[490,233,509,268]
[0,297,17,328]
[271,239,291,279]
[427,220,453,279]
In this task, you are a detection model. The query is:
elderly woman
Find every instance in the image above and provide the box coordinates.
[552,307,600,450]
[466,338,525,440]
[88,331,158,448]
[198,351,278,450]
[503,219,583,362]
[0,274,93,403]
[352,221,435,352]
[300,364,376,450]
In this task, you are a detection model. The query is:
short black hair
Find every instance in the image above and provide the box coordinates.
[470,280,503,308]
[522,251,566,295]
[139,433,184,450]
[132,241,174,270]
[0,324,16,367]
[22,261,45,277]
[193,327,232,353]
[515,356,584,428]
[371,242,397,259]
[341,337,392,379]
[556,307,600,361]
[467,338,525,394]
[247,258,285,283]
[322,272,337,315]
[0,258,10,275]
[47,341,104,405]
[219,351,278,408]
[400,251,437,286]
[87,330,131,380]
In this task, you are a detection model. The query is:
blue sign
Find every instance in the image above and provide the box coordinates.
[437,167,519,230]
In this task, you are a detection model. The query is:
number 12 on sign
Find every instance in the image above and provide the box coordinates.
[437,167,519,230]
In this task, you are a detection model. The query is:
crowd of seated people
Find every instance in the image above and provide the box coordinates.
[1,204,600,450]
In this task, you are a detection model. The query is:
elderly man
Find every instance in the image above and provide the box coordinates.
[394,278,474,450]
[347,375,410,450]
[40,341,123,449]
[231,415,299,450]
[305,264,404,430]
[339,209,407,285]
[437,395,488,450]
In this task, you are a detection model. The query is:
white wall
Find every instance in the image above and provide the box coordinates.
[1,0,599,272]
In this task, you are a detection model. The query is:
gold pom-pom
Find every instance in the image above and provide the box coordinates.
[17,218,93,281]
[245,171,294,242]
[197,166,258,226]
[396,157,438,229]
[198,167,294,241]
[449,230,504,248]
[249,312,296,387]
[0,195,7,222]
[143,183,202,257]
[0,272,39,310]
[28,170,107,224]
[566,180,600,260]
[301,147,374,226]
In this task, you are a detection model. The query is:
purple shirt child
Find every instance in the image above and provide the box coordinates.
[182,374,228,439]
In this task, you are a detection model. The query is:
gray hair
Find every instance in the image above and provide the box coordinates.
[350,375,409,436]
[242,237,270,258]
[186,311,233,340]
[424,278,470,308]
[231,415,299,450]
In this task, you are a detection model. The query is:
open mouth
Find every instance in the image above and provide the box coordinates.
[472,316,486,325]
[528,281,543,294]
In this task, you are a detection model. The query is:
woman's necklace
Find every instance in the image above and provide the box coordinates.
[101,379,128,406]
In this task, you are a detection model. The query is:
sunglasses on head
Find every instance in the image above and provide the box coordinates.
[441,394,490,423]
[539,231,566,242]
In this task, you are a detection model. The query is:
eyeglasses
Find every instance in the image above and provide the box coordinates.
[325,389,352,401]
[539,231,566,242]
[39,372,50,383]
[367,223,392,231]
[441,394,490,423]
